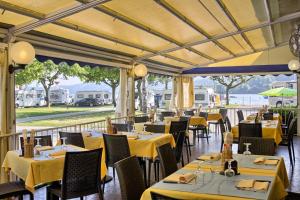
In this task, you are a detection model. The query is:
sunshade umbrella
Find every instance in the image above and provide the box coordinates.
[259,87,297,97]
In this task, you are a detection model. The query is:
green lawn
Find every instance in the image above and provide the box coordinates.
[16,105,113,118]
[18,111,116,127]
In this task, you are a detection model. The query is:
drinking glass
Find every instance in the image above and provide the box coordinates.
[194,161,205,184]
[243,143,252,155]
[61,137,67,150]
[34,138,42,156]
[224,160,235,177]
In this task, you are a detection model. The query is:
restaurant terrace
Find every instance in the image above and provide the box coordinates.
[0,0,300,199]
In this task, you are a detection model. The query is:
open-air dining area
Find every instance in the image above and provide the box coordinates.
[1,0,300,200]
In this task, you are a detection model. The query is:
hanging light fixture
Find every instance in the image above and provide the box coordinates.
[288,59,300,72]
[288,25,300,74]
[9,41,35,74]
[134,63,148,77]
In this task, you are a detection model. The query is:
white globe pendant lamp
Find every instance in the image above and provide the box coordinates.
[134,63,148,77]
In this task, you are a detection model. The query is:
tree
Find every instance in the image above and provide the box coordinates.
[15,59,83,107]
[80,66,119,107]
[210,76,253,105]
[147,74,171,90]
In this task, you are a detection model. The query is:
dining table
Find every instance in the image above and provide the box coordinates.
[231,120,283,145]
[141,153,289,200]
[2,145,107,192]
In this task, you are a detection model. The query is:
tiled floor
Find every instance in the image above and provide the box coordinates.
[29,133,300,199]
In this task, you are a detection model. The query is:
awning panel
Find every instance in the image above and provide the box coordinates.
[192,42,233,60]
[217,35,252,55]
[1,11,34,26]
[167,49,210,65]
[245,27,273,50]
[150,55,191,68]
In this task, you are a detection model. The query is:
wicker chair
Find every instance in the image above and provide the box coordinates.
[144,124,165,133]
[208,109,227,135]
[282,111,294,134]
[134,116,149,123]
[238,137,275,155]
[280,118,297,166]
[184,110,194,116]
[263,113,273,120]
[59,131,85,148]
[159,111,175,121]
[115,156,145,200]
[238,123,262,139]
[46,149,103,200]
[150,192,180,200]
[0,181,33,200]
[237,110,244,122]
[179,116,191,161]
[103,134,131,179]
[112,123,132,132]
[156,143,178,178]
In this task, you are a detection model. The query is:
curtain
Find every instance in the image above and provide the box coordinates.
[175,76,184,109]
[169,77,176,110]
[0,47,9,183]
[115,68,128,120]
[182,77,194,108]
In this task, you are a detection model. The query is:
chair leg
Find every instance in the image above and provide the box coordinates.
[19,195,23,200]
[220,140,224,152]
[205,128,209,144]
[154,162,157,181]
[288,145,294,166]
[193,130,196,145]
[157,163,160,181]
[29,193,34,200]
[181,154,184,167]
[147,159,152,187]
[208,124,210,134]
[291,140,295,162]
[187,138,191,156]
[184,139,190,163]
[80,197,84,200]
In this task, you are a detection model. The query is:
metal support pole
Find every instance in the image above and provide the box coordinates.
[297,74,300,135]
[127,68,135,119]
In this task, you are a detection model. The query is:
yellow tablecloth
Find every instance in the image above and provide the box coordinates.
[247,114,282,123]
[232,120,282,145]
[141,154,289,200]
[2,145,106,192]
[189,116,207,126]
[84,133,175,160]
[207,113,222,121]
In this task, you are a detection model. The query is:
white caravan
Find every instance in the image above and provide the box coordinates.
[15,89,46,107]
[75,91,112,105]
[49,88,70,105]
[268,81,297,107]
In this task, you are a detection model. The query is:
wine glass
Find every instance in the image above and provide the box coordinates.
[61,137,67,150]
[34,138,42,156]
[194,161,205,184]
[243,143,252,155]
[224,160,235,177]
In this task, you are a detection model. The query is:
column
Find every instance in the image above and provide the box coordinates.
[127,67,135,118]
[297,74,300,135]
[115,68,128,120]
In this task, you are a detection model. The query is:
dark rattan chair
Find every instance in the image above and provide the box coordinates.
[103,134,131,179]
[238,123,262,139]
[46,149,103,200]
[112,123,132,132]
[144,124,165,133]
[238,137,275,155]
[184,110,194,116]
[208,109,227,135]
[263,113,273,120]
[115,156,145,200]
[169,122,186,167]
[159,111,175,121]
[237,110,244,122]
[280,118,297,166]
[59,131,85,148]
[286,191,300,200]
[190,112,209,144]
[150,192,180,200]
[282,111,294,134]
[156,143,178,178]
[0,181,33,200]
[134,116,149,123]
[179,116,191,161]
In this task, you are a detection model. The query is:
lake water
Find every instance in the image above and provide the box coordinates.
[228,94,269,106]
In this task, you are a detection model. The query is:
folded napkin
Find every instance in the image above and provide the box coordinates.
[50,150,66,157]
[254,157,265,164]
[254,157,278,165]
[236,179,269,191]
[198,153,221,161]
[36,146,53,152]
[179,173,196,184]
[127,135,139,139]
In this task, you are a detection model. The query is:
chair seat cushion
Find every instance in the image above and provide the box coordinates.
[0,181,30,197]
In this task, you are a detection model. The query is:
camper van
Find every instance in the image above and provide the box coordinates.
[160,87,220,108]
[15,89,46,108]
[49,88,70,105]
[75,91,112,105]
[268,81,297,107]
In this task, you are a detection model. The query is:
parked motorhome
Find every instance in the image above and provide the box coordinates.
[269,81,297,107]
[49,88,70,105]
[75,91,112,105]
[15,89,46,107]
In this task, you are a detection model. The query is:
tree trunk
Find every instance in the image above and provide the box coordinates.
[226,87,230,105]
[136,80,142,111]
[112,85,116,107]
[142,77,147,113]
[165,80,168,90]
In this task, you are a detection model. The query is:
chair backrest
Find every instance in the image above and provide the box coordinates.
[115,156,145,200]
[184,110,194,116]
[237,110,244,122]
[238,137,275,155]
[134,116,149,123]
[169,121,188,135]
[286,111,294,127]
[144,124,165,133]
[219,119,226,143]
[150,192,179,200]
[156,143,178,178]
[160,111,175,121]
[59,132,85,148]
[61,149,102,199]
[225,116,232,132]
[263,113,273,120]
[219,108,227,120]
[172,131,185,163]
[287,118,297,142]
[199,112,208,120]
[238,123,262,138]
[179,116,190,122]
[112,123,132,132]
[103,134,131,166]
[20,135,52,148]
